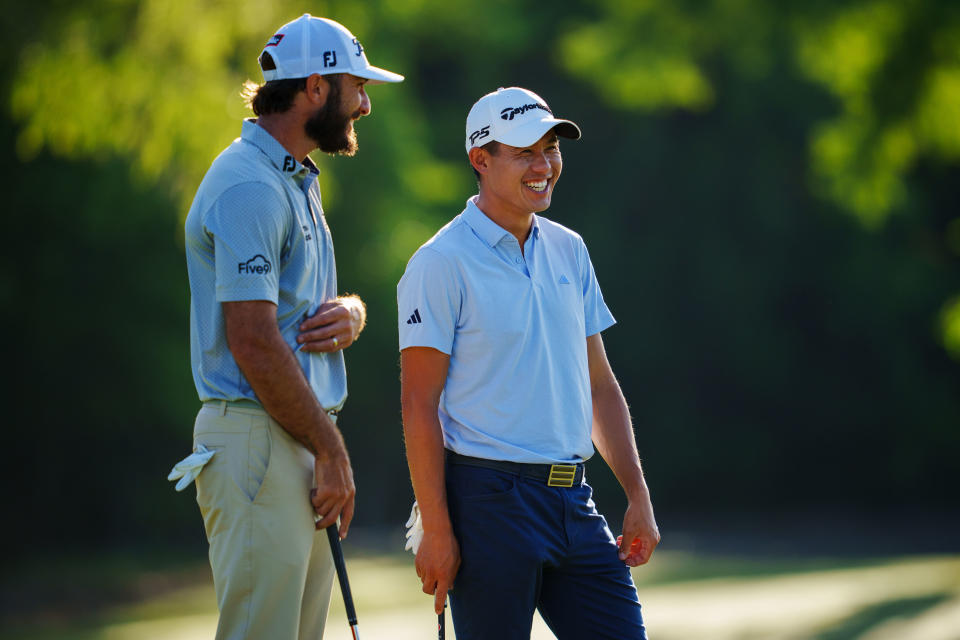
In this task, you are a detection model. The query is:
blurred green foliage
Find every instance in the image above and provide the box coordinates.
[4,0,959,554]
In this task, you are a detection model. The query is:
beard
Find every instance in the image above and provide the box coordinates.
[304,77,359,156]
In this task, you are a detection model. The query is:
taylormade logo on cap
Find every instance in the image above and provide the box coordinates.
[260,14,403,84]
[465,87,582,153]
[500,103,551,120]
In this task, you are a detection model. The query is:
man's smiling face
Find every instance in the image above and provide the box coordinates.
[479,131,563,218]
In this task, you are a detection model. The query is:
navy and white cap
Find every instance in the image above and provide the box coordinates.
[465,87,581,153]
[260,14,404,84]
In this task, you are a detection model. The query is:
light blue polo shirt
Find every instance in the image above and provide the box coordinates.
[185,119,347,410]
[397,197,615,464]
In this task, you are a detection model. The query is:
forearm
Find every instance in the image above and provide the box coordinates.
[587,334,659,562]
[402,378,460,615]
[402,401,453,533]
[592,375,649,502]
[230,319,345,461]
[400,347,453,534]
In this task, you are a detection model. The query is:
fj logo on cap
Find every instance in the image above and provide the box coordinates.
[500,103,551,121]
[265,34,284,47]
[323,50,338,67]
[239,255,272,275]
[352,38,363,56]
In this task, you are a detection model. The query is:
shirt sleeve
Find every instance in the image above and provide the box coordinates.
[397,247,461,354]
[205,182,288,304]
[577,237,616,337]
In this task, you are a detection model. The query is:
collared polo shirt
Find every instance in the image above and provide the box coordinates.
[185,119,346,410]
[397,197,615,463]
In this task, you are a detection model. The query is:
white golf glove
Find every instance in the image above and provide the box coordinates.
[167,444,216,491]
[404,501,424,554]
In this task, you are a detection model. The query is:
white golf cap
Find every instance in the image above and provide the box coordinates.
[260,14,404,84]
[465,87,581,153]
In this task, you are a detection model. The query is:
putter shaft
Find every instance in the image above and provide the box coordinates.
[326,525,360,635]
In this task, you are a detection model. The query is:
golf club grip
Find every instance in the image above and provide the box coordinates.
[326,525,359,626]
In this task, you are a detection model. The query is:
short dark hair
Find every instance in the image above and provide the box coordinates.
[241,52,345,116]
[472,140,501,182]
[242,77,307,116]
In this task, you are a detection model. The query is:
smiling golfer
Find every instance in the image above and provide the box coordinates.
[398,87,660,639]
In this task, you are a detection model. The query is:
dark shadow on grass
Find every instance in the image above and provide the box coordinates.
[813,593,952,640]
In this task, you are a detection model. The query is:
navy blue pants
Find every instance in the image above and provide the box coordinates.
[446,461,647,640]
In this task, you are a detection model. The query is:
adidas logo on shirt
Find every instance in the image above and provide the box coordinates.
[559,274,571,284]
[406,308,423,324]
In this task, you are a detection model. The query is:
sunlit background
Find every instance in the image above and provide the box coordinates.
[3,1,959,638]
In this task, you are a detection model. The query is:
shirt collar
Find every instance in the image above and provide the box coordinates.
[462,196,541,247]
[241,118,316,186]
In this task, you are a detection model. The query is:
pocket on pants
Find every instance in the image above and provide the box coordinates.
[245,420,271,502]
[447,465,519,502]
[195,413,273,505]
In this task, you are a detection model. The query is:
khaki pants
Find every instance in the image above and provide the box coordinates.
[193,401,334,640]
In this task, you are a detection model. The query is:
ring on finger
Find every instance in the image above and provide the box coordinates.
[332,337,339,348]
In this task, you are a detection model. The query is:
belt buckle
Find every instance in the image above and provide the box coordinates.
[547,464,577,487]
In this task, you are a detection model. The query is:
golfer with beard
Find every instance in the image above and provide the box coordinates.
[182,14,402,640]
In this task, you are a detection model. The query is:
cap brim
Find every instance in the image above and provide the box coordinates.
[551,120,581,140]
[354,65,404,84]
[495,118,582,148]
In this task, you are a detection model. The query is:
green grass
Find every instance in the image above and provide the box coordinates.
[3,550,959,639]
